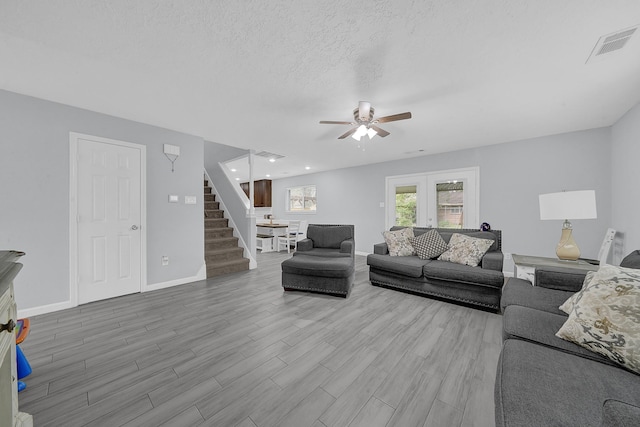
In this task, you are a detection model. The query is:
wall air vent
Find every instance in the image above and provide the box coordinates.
[587,25,637,63]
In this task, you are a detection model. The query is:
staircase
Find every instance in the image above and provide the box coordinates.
[204,178,250,278]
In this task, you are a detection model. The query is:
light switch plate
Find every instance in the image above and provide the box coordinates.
[168,195,179,203]
[185,196,197,205]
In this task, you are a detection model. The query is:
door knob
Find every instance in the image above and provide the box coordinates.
[131,225,139,230]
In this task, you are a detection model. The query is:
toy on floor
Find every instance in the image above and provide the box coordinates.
[15,318,32,391]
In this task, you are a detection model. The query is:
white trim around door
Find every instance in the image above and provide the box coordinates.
[69,132,147,307]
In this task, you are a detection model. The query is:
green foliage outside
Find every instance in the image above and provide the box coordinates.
[395,193,417,226]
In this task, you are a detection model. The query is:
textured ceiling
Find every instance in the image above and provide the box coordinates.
[2,1,640,181]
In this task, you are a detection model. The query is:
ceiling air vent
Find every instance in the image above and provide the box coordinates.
[587,25,637,63]
[255,151,285,160]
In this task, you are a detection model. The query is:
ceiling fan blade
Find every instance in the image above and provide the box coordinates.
[371,125,390,137]
[358,101,371,120]
[338,128,358,139]
[319,120,353,125]
[376,112,412,123]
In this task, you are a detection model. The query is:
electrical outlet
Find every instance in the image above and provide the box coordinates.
[504,253,512,260]
[161,256,169,266]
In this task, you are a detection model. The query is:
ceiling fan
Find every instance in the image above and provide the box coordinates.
[319,101,412,141]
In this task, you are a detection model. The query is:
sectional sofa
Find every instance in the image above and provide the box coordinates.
[496,250,640,426]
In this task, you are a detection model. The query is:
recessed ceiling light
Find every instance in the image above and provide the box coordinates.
[269,158,276,163]
[235,177,240,181]
[230,168,237,172]
[266,174,271,177]
[305,166,311,170]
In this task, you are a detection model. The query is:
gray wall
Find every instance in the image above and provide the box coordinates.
[612,102,640,256]
[272,127,613,272]
[0,90,204,311]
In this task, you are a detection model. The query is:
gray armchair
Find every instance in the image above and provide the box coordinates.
[295,224,354,258]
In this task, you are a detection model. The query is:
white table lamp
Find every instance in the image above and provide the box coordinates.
[539,190,597,261]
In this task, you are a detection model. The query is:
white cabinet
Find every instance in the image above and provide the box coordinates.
[0,251,32,427]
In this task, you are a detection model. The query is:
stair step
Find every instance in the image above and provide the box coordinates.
[205,227,234,239]
[207,258,250,278]
[205,218,228,229]
[204,210,224,219]
[204,186,212,194]
[205,201,220,210]
[205,247,244,262]
[204,194,216,202]
[205,237,239,250]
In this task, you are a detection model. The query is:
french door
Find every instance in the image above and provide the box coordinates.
[386,168,479,229]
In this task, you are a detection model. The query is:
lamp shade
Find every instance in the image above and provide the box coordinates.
[539,190,597,220]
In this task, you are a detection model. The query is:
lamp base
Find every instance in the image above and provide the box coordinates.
[556,227,580,261]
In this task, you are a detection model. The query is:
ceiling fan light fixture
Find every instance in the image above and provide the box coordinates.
[367,127,377,139]
[352,124,368,141]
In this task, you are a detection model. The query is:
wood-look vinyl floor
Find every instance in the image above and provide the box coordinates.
[19,251,503,427]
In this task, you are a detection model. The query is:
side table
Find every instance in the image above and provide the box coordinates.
[512,254,598,286]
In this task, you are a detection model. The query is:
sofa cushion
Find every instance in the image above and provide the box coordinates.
[556,264,640,374]
[423,260,504,288]
[282,255,353,278]
[307,225,353,249]
[366,254,430,278]
[601,399,640,427]
[501,277,573,314]
[410,229,448,260]
[495,339,640,427]
[621,250,640,269]
[438,233,493,267]
[382,227,415,256]
[502,305,615,366]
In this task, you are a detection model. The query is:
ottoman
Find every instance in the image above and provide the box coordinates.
[281,255,354,297]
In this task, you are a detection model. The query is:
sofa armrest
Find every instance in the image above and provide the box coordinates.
[482,251,503,271]
[340,240,354,255]
[297,238,313,252]
[535,267,587,291]
[601,399,640,427]
[373,242,389,255]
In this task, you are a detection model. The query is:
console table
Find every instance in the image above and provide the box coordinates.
[0,251,32,426]
[512,254,598,286]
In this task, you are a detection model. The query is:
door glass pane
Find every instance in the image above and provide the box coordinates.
[437,182,463,229]
[395,185,417,227]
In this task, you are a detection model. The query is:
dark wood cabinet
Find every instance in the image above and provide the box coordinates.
[240,179,272,207]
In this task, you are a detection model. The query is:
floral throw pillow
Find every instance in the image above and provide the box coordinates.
[437,233,493,267]
[559,270,596,314]
[382,228,415,256]
[410,229,448,260]
[556,264,640,374]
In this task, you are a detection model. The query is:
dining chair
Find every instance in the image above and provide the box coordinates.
[277,220,301,253]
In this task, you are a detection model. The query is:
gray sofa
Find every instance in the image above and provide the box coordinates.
[367,227,504,310]
[281,224,355,297]
[496,250,640,427]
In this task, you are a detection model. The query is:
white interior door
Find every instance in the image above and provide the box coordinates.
[76,137,143,304]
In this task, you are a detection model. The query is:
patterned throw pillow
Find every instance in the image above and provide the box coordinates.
[382,228,415,256]
[556,264,640,374]
[559,270,596,314]
[437,233,493,267]
[410,229,448,260]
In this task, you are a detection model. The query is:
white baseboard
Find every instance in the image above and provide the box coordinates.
[144,263,207,292]
[19,266,208,318]
[18,300,75,318]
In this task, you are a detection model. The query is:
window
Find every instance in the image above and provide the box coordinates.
[286,185,316,212]
[436,182,464,228]
[394,185,417,227]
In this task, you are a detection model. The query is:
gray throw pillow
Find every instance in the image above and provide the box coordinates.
[410,229,448,260]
